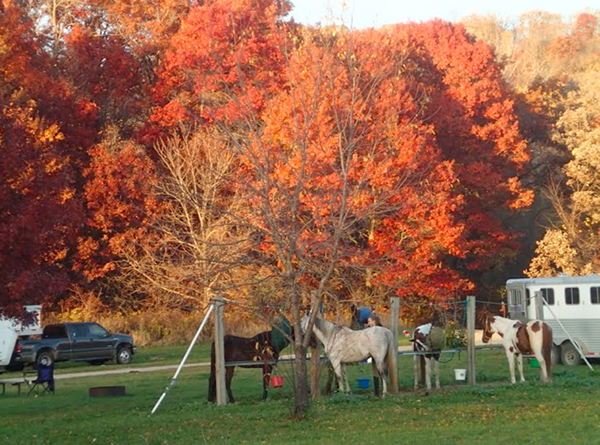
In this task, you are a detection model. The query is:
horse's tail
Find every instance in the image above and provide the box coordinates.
[542,323,553,382]
[208,341,216,402]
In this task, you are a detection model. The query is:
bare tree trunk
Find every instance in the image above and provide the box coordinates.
[290,281,310,416]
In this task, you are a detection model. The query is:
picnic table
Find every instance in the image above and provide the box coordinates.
[0,370,35,395]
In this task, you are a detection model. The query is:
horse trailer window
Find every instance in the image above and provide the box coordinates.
[592,287,600,304]
[526,288,531,306]
[541,288,554,305]
[566,287,580,305]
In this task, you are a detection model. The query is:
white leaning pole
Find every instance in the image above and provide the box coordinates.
[150,304,215,415]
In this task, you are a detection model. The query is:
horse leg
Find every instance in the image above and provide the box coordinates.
[342,364,351,393]
[331,360,345,393]
[208,372,216,403]
[505,346,517,384]
[376,359,388,396]
[516,353,525,382]
[226,366,236,403]
[537,354,548,382]
[262,365,271,400]
[535,334,551,383]
[373,376,380,396]
[371,360,380,396]
[208,344,216,402]
[413,354,419,390]
[325,365,335,395]
[541,324,553,383]
[434,358,441,389]
[424,356,432,391]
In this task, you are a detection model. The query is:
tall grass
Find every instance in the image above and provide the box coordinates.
[46,293,269,346]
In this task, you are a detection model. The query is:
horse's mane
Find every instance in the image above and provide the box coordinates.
[477,306,496,326]
[315,316,352,335]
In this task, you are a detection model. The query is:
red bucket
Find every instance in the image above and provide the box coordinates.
[270,375,284,388]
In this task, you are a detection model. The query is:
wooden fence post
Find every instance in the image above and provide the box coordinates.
[467,295,476,385]
[389,297,400,393]
[214,296,227,406]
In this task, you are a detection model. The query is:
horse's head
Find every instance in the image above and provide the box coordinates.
[300,312,310,333]
[480,311,496,344]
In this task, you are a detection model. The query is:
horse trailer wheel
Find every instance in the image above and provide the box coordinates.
[116,347,132,365]
[560,343,581,366]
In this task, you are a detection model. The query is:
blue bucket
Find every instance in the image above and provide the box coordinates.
[357,378,370,389]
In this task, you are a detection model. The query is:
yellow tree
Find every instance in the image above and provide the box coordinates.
[527,70,600,276]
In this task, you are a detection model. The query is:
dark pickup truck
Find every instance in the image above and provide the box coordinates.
[14,322,136,368]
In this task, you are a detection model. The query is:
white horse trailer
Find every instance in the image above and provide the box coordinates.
[506,275,600,366]
[0,305,42,372]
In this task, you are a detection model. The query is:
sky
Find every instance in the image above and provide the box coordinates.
[288,0,598,29]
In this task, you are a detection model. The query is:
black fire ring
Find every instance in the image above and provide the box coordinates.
[89,386,126,397]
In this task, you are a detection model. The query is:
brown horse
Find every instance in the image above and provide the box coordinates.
[208,317,292,403]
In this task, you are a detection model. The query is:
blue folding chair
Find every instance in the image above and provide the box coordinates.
[28,363,55,395]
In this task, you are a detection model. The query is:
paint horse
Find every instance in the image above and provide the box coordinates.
[208,316,292,403]
[481,313,553,383]
[301,313,395,396]
[411,323,445,391]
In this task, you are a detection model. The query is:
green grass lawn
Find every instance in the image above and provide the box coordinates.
[1,344,600,444]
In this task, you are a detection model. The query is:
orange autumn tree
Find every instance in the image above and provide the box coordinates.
[149,4,532,412]
[150,0,292,133]
[74,139,159,286]
[153,19,464,411]
[251,29,469,407]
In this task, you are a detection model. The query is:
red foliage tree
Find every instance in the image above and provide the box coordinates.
[62,24,146,136]
[392,21,533,276]
[0,2,95,314]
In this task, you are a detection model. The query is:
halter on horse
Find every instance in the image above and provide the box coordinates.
[481,313,553,383]
[301,313,395,396]
[411,323,445,391]
[208,316,292,403]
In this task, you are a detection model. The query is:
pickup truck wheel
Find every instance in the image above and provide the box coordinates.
[116,347,132,365]
[37,351,54,368]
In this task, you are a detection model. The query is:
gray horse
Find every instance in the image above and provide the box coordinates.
[301,314,395,396]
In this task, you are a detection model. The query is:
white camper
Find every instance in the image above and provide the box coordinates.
[506,274,600,365]
[0,305,42,372]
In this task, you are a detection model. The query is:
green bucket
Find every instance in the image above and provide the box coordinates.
[530,358,540,368]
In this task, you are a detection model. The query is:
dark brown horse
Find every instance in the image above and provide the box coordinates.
[208,317,292,403]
